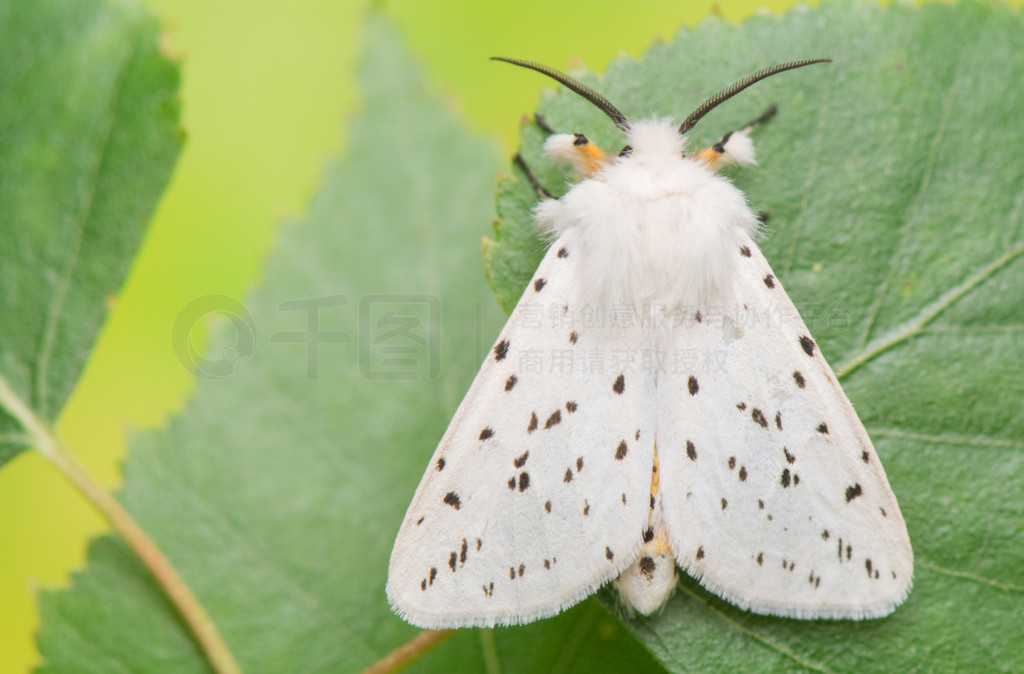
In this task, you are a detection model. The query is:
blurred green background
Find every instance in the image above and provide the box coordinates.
[4,0,957,669]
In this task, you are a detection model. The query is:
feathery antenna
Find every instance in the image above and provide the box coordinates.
[677,59,831,136]
[491,57,630,132]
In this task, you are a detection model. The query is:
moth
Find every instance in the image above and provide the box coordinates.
[387,56,913,628]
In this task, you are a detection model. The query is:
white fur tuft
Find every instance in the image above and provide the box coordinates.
[542,133,593,176]
[535,118,758,314]
[625,118,686,157]
[543,133,580,165]
[721,131,757,167]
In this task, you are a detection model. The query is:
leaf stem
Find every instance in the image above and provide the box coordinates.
[0,374,242,674]
[360,630,452,674]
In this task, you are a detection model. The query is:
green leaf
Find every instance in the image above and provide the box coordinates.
[490,0,1024,671]
[35,11,661,673]
[0,0,182,467]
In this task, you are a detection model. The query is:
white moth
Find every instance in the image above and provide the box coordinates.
[387,57,913,628]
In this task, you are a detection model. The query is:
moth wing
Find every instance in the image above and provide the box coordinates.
[387,229,655,628]
[657,233,913,619]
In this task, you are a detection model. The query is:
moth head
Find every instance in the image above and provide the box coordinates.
[491,56,831,156]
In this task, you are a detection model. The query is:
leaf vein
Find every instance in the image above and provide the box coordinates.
[919,561,1024,593]
[868,427,1024,451]
[677,584,835,674]
[836,242,1024,377]
[854,40,971,353]
[32,39,133,418]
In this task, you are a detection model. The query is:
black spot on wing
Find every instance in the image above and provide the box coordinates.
[845,483,863,502]
[517,473,531,492]
[793,370,806,388]
[605,547,614,561]
[686,440,697,461]
[504,374,518,391]
[688,376,699,395]
[781,469,792,488]
[639,556,656,578]
[738,466,747,481]
[799,335,816,356]
[527,412,538,433]
[775,411,783,431]
[643,527,654,543]
[612,374,625,394]
[764,273,776,289]
[545,410,562,429]
[443,492,461,509]
[557,247,569,258]
[817,423,829,434]
[696,546,705,560]
[513,451,529,468]
[740,246,752,257]
[615,440,628,460]
[494,339,510,361]
[479,427,494,441]
[569,330,579,344]
[751,408,769,428]
[533,278,547,292]
[436,458,445,471]
[565,400,578,413]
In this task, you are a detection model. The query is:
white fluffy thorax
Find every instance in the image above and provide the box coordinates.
[535,119,758,315]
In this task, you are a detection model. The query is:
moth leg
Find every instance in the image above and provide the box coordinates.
[534,112,556,135]
[696,104,778,170]
[514,152,553,198]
